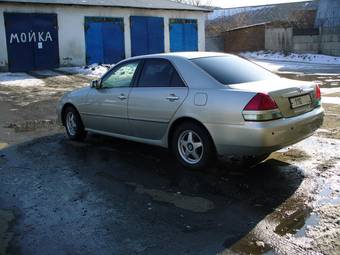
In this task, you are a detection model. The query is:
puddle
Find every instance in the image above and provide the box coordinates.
[294,213,319,237]
[96,172,215,213]
[128,183,215,213]
[274,207,312,236]
[0,209,15,255]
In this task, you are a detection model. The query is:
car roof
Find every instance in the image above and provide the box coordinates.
[127,52,233,61]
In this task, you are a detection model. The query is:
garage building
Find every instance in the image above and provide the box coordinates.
[0,0,209,72]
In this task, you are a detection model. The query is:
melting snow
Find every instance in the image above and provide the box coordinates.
[58,64,112,78]
[321,87,340,95]
[322,97,340,105]
[0,73,45,87]
[241,51,340,65]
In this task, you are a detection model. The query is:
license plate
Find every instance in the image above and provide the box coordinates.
[289,94,312,109]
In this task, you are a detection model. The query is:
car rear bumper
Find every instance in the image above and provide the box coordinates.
[206,107,324,156]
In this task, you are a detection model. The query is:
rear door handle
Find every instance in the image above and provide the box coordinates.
[118,94,127,100]
[166,94,179,102]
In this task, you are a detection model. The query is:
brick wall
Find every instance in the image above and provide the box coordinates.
[223,24,265,52]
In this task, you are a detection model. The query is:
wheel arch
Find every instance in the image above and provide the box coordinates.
[61,103,79,126]
[167,117,216,151]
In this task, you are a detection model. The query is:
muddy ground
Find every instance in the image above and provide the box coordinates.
[0,68,339,255]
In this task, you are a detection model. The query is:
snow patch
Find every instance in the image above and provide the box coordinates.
[208,6,272,20]
[322,97,340,105]
[0,73,44,87]
[248,59,338,74]
[241,51,340,65]
[58,64,112,78]
[321,87,340,95]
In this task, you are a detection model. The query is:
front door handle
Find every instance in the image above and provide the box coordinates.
[166,94,179,102]
[118,94,127,100]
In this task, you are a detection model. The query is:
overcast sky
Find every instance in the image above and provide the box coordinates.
[207,0,310,8]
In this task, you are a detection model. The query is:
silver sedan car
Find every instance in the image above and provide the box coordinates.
[57,52,324,170]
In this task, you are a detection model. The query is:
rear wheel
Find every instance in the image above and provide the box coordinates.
[64,106,87,141]
[172,122,216,171]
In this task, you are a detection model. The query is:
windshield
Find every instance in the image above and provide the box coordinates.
[191,56,278,85]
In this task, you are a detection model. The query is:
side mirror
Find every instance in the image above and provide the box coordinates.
[91,79,101,89]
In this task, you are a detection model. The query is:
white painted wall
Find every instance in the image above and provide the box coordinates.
[0,11,8,69]
[0,3,206,71]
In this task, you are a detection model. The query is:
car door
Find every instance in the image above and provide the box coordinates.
[82,61,140,135]
[128,59,188,140]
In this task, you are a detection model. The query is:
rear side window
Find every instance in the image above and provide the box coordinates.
[171,70,186,87]
[191,56,278,85]
[138,59,185,87]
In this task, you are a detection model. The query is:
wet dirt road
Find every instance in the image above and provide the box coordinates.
[0,70,339,255]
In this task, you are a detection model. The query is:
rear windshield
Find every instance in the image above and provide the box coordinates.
[191,56,278,85]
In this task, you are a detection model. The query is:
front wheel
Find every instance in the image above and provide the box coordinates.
[64,107,87,141]
[172,122,216,171]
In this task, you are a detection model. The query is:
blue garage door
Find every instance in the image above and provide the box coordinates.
[170,19,198,52]
[130,16,164,56]
[85,17,125,65]
[4,13,59,72]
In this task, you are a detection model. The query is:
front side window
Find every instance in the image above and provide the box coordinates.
[191,56,278,85]
[101,61,139,88]
[138,59,185,87]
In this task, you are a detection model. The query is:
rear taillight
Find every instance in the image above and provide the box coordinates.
[314,83,322,107]
[315,84,321,100]
[243,93,278,111]
[242,93,283,121]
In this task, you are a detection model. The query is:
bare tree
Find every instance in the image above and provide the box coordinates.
[173,0,212,7]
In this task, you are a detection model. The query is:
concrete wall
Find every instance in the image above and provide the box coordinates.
[265,27,293,52]
[320,31,340,56]
[293,35,319,53]
[0,3,206,71]
[265,26,340,56]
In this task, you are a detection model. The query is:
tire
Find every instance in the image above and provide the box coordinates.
[172,122,216,171]
[63,106,87,141]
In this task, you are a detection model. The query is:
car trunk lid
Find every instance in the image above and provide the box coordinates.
[229,78,319,118]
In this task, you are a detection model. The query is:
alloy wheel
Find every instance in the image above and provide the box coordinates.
[177,130,204,165]
[66,111,77,136]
